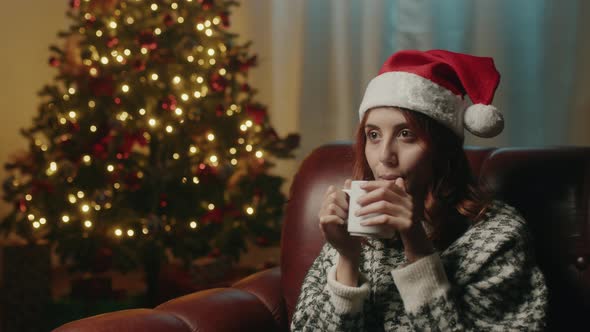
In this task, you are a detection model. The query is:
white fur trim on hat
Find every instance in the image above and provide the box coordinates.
[463,104,504,138]
[358,72,467,137]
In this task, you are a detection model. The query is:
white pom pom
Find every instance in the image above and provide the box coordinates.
[464,104,504,138]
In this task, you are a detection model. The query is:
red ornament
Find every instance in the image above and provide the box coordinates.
[132,59,146,71]
[138,31,158,50]
[85,15,97,27]
[17,199,27,213]
[159,193,168,208]
[70,0,81,9]
[220,11,230,27]
[256,236,269,246]
[240,55,258,72]
[106,37,119,48]
[163,13,174,26]
[199,0,214,10]
[48,57,60,67]
[240,84,250,92]
[160,95,177,111]
[245,104,267,125]
[88,76,115,97]
[209,72,227,93]
[202,208,223,225]
[215,104,224,117]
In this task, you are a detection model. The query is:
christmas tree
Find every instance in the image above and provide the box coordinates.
[1,0,298,295]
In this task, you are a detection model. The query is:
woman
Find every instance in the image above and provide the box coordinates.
[290,50,548,331]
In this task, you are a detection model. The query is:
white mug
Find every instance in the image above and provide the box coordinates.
[343,180,396,239]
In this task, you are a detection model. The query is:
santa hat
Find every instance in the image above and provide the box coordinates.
[358,49,503,138]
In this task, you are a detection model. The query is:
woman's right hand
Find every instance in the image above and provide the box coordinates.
[318,179,361,260]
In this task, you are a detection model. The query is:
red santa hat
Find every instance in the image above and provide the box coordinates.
[359,49,503,138]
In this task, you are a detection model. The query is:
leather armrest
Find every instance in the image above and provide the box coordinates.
[54,287,280,332]
[156,287,279,331]
[232,266,287,330]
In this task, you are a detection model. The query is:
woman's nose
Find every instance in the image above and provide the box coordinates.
[379,142,398,165]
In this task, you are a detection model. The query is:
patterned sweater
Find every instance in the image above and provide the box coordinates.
[290,201,548,331]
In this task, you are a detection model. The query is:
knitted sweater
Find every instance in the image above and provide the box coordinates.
[290,201,548,331]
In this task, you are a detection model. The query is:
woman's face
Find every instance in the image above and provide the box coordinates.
[364,107,433,196]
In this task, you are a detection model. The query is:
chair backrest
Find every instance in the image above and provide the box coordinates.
[280,143,590,330]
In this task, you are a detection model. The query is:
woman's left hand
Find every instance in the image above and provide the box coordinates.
[356,178,434,263]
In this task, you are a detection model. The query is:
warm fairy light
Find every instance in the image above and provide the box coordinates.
[41,145,48,151]
[114,183,121,189]
[177,17,184,23]
[68,111,77,119]
[116,55,124,62]
[209,59,216,65]
[219,43,227,52]
[142,227,149,234]
[126,16,134,24]
[25,194,32,201]
[124,49,131,56]
[173,153,180,159]
[193,176,199,184]
[171,2,178,9]
[205,29,213,36]
[110,50,118,57]
[238,138,245,144]
[101,57,109,64]
[139,108,146,115]
[196,76,204,83]
[77,191,85,199]
[207,133,215,141]
[209,155,218,163]
[115,229,123,236]
[173,76,181,84]
[33,222,40,229]
[246,206,254,215]
[219,68,226,75]
[229,147,237,154]
[189,146,198,154]
[204,20,211,27]
[198,59,205,65]
[190,221,198,229]
[181,93,189,101]
[245,120,253,127]
[231,104,238,111]
[151,3,158,10]
[96,30,103,37]
[68,87,76,94]
[84,220,92,228]
[207,48,215,56]
[226,110,233,116]
[94,205,101,211]
[193,91,201,98]
[240,124,247,131]
[28,214,35,221]
[50,162,58,171]
[122,84,130,92]
[196,23,204,31]
[90,125,97,132]
[88,100,96,108]
[68,194,77,204]
[109,21,117,29]
[62,215,70,223]
[231,158,238,165]
[208,203,215,210]
[154,28,162,35]
[213,17,221,25]
[107,164,115,172]
[148,118,157,127]
[246,144,253,152]
[63,94,70,101]
[105,203,112,209]
[255,151,263,158]
[83,155,91,164]
[119,112,129,121]
[81,204,90,213]
[151,73,159,80]
[187,55,194,62]
[165,125,174,133]
[175,108,183,115]
[127,229,134,237]
[84,13,92,20]
[164,225,171,232]
[39,218,46,225]
[137,171,144,178]
[141,47,148,54]
[89,67,98,76]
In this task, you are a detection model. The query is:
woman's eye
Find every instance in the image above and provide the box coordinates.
[367,131,379,140]
[399,129,415,138]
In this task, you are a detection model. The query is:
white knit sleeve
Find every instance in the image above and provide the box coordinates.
[326,263,370,314]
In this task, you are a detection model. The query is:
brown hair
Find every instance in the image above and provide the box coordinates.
[352,107,491,248]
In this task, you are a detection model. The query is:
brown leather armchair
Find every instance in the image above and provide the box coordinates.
[54,144,590,331]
